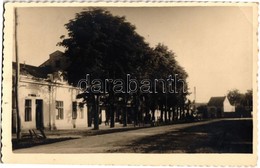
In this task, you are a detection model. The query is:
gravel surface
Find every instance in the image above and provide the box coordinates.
[13,118,252,153]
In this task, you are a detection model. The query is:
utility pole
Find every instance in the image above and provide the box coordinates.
[194,86,196,103]
[193,86,196,116]
[14,8,21,139]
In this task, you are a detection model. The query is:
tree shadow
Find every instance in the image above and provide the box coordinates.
[108,119,252,153]
[12,137,78,150]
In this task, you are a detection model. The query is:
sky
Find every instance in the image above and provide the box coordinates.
[15,6,254,102]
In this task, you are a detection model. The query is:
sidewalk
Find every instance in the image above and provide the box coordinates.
[13,119,212,139]
[43,119,205,138]
[12,123,151,150]
[44,123,151,138]
[12,122,152,140]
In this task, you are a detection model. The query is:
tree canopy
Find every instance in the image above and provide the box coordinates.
[58,8,149,85]
[227,89,253,113]
[58,8,189,129]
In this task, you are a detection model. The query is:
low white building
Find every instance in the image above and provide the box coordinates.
[223,97,236,113]
[12,61,88,131]
[207,96,235,118]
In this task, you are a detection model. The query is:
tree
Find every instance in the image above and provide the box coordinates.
[139,43,189,122]
[58,8,189,128]
[240,89,253,112]
[227,89,242,106]
[227,89,253,117]
[58,8,150,129]
[243,89,253,110]
[197,105,208,119]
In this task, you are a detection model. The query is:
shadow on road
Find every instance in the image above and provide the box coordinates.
[12,137,78,150]
[108,119,252,153]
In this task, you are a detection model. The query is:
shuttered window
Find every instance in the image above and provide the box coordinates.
[25,99,32,122]
[56,101,64,120]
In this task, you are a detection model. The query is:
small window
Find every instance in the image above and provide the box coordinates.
[72,101,77,119]
[25,99,32,122]
[78,103,84,119]
[56,101,64,120]
[79,108,84,119]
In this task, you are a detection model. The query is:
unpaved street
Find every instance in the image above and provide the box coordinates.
[14,118,252,153]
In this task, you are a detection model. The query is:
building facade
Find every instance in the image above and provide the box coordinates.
[12,51,88,132]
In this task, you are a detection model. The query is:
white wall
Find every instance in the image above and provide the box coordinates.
[19,79,50,130]
[18,76,88,130]
[223,97,235,112]
[54,86,88,129]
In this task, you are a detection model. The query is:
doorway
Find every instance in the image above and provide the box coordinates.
[36,99,44,129]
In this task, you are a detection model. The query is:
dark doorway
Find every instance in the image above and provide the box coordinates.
[36,99,44,129]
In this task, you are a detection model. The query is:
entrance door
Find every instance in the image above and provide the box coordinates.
[36,99,44,129]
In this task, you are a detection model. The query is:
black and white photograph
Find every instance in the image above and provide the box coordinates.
[1,2,258,166]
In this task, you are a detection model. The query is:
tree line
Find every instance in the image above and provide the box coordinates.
[58,8,189,129]
[196,89,253,118]
[227,89,253,115]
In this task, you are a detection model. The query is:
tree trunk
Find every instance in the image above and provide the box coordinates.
[93,95,99,130]
[123,96,128,127]
[151,108,155,126]
[176,106,180,120]
[160,105,164,122]
[181,107,183,120]
[172,107,175,121]
[164,106,168,123]
[151,109,155,120]
[122,108,127,127]
[181,106,184,120]
[168,107,171,122]
[87,104,92,127]
[133,95,139,126]
[110,104,115,128]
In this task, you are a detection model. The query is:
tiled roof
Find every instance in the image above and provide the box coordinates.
[39,50,64,67]
[12,62,52,79]
[207,96,226,106]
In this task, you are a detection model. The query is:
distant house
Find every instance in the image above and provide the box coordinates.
[12,51,88,132]
[207,96,235,118]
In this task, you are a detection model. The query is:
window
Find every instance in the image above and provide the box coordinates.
[79,102,84,119]
[72,101,77,119]
[25,99,32,121]
[79,108,84,119]
[56,101,64,120]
